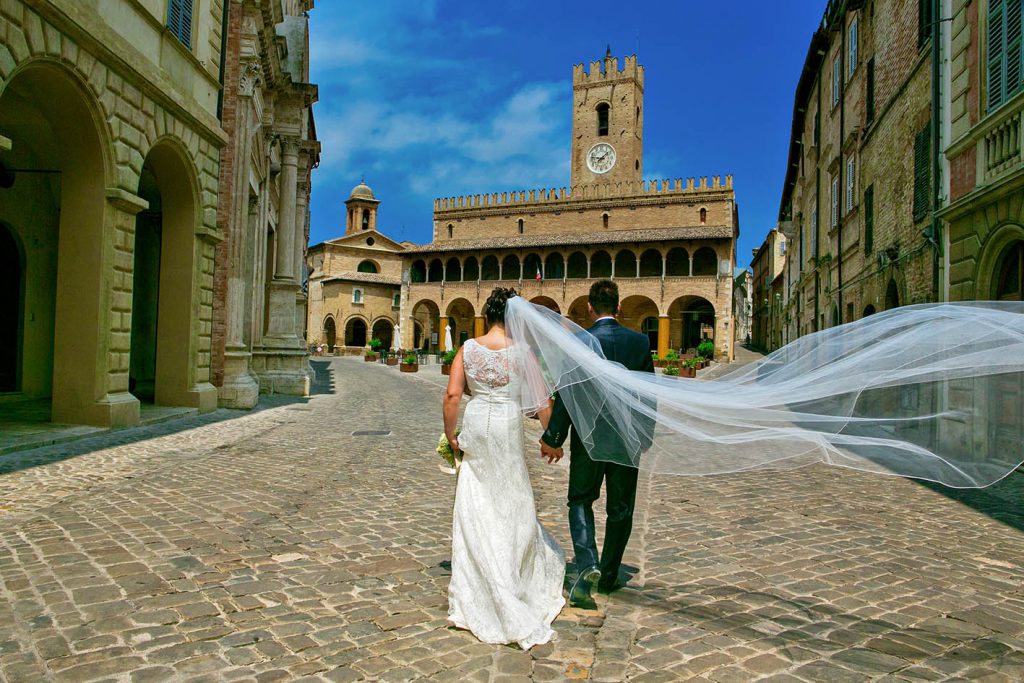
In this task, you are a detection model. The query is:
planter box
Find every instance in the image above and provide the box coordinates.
[400,363,418,373]
[653,360,666,368]
[441,364,452,376]
[386,357,398,366]
[680,366,697,378]
[364,354,377,362]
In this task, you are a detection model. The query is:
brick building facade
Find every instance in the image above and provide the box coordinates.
[308,53,740,362]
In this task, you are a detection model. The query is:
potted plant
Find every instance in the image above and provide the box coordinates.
[441,349,458,376]
[400,352,419,373]
[697,340,715,363]
[651,352,666,368]
[680,357,699,378]
[385,349,399,366]
[664,349,680,367]
[663,364,681,379]
[363,346,378,362]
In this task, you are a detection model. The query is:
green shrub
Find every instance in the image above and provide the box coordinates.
[665,349,680,362]
[442,349,458,365]
[684,357,700,369]
[369,338,384,352]
[663,365,680,376]
[364,348,376,358]
[403,352,418,365]
[697,340,715,358]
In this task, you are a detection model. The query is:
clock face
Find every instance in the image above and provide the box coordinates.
[587,142,616,174]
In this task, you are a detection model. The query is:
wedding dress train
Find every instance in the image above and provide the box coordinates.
[447,339,565,649]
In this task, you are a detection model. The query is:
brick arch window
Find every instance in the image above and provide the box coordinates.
[517,218,524,234]
[699,207,707,225]
[596,102,610,137]
[602,213,609,229]
[447,223,453,239]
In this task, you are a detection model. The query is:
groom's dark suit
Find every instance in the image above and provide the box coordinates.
[541,317,655,590]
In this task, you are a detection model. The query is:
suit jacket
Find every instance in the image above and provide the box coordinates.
[541,318,656,458]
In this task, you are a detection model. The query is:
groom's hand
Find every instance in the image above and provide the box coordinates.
[540,441,563,464]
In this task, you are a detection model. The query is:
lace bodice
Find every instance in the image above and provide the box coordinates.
[462,339,517,395]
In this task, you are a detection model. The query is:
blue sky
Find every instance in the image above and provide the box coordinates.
[308,2,824,268]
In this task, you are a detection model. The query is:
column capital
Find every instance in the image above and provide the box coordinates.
[278,135,303,159]
[238,59,263,97]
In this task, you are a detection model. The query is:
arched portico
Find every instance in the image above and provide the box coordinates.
[446,298,475,348]
[668,295,716,353]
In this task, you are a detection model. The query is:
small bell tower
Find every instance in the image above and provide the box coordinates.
[344,178,380,234]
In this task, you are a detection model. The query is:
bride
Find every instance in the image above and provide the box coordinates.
[442,287,565,650]
[441,287,1024,649]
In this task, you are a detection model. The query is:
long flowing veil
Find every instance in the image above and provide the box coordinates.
[504,297,1024,488]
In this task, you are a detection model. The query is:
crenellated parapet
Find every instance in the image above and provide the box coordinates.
[434,175,733,214]
[573,54,644,87]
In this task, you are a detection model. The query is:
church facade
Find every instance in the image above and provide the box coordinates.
[308,53,739,361]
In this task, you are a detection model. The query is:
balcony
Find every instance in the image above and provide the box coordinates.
[980,101,1022,185]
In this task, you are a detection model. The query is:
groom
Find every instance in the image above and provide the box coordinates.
[540,280,655,606]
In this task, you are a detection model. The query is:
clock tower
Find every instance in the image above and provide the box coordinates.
[571,49,644,189]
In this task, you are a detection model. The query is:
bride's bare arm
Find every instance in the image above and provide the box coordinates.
[443,348,466,452]
[536,399,554,432]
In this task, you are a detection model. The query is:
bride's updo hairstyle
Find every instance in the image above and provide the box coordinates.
[484,287,517,325]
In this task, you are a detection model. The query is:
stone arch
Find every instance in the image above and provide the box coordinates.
[567,295,590,328]
[357,259,380,273]
[502,254,521,280]
[884,277,901,310]
[411,299,440,352]
[445,256,461,282]
[446,298,475,348]
[530,296,560,313]
[481,255,499,280]
[0,59,129,424]
[591,250,612,278]
[545,252,565,280]
[620,295,659,349]
[615,249,637,278]
[863,304,877,317]
[410,259,427,283]
[427,258,444,282]
[668,295,716,353]
[993,240,1023,301]
[371,317,394,350]
[974,223,1024,301]
[523,253,543,280]
[666,247,689,276]
[344,315,369,347]
[129,137,210,409]
[639,248,662,277]
[567,251,588,279]
[0,223,25,392]
[323,315,337,352]
[463,256,480,281]
[692,247,718,276]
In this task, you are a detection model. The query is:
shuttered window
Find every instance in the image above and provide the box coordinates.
[864,185,874,254]
[846,158,856,212]
[831,175,840,228]
[866,58,876,123]
[912,124,931,222]
[848,20,859,77]
[168,0,193,50]
[811,208,818,258]
[832,56,841,106]
[987,0,1024,113]
[918,0,933,47]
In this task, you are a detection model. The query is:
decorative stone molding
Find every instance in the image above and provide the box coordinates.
[105,188,150,215]
[239,60,263,97]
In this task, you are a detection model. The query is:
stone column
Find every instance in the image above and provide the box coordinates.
[689,256,694,277]
[264,137,300,342]
[439,316,449,352]
[474,316,485,338]
[220,61,262,409]
[657,316,670,358]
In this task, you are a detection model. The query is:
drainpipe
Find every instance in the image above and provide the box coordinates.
[837,8,846,324]
[217,1,232,120]
[927,0,943,301]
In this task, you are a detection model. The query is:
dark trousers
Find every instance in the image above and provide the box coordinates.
[567,447,639,582]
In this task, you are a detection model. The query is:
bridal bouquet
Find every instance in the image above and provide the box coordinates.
[436,430,462,474]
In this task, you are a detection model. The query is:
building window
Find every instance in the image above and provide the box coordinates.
[811,207,818,257]
[986,0,1024,113]
[813,111,820,147]
[167,0,193,49]
[357,260,378,273]
[918,0,933,48]
[361,209,370,230]
[830,175,840,228]
[602,213,609,229]
[352,288,363,304]
[393,293,401,308]
[447,223,453,239]
[596,102,610,136]
[864,184,874,254]
[832,55,841,107]
[848,19,859,77]
[995,241,1023,300]
[517,218,524,234]
[846,157,856,212]
[866,57,876,123]
[913,123,931,221]
[799,222,805,268]
[699,207,707,224]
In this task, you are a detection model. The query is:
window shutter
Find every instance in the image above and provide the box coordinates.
[833,57,841,105]
[831,176,839,228]
[989,0,1007,111]
[168,0,193,49]
[849,20,858,76]
[866,58,876,122]
[864,185,874,254]
[846,158,855,211]
[918,0,933,47]
[811,209,818,257]
[1007,2,1023,105]
[912,124,931,221]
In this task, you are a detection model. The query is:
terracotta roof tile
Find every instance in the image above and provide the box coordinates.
[320,272,402,286]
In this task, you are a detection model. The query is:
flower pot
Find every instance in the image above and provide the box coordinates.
[386,357,398,366]
[400,363,418,373]
[364,354,377,362]
[653,360,666,368]
[680,366,697,378]
[441,364,452,376]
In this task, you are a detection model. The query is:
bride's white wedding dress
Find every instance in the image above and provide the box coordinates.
[447,339,566,649]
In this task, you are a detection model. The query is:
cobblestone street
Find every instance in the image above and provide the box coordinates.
[2,357,1023,682]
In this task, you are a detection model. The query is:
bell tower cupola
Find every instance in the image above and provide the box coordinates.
[344,178,380,234]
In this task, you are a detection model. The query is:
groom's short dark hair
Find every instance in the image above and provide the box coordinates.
[589,280,619,315]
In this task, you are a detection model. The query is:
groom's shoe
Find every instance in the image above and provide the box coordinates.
[569,564,602,606]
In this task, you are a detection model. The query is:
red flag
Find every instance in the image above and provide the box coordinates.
[535,268,542,281]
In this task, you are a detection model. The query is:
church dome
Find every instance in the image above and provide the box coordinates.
[349,181,375,201]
